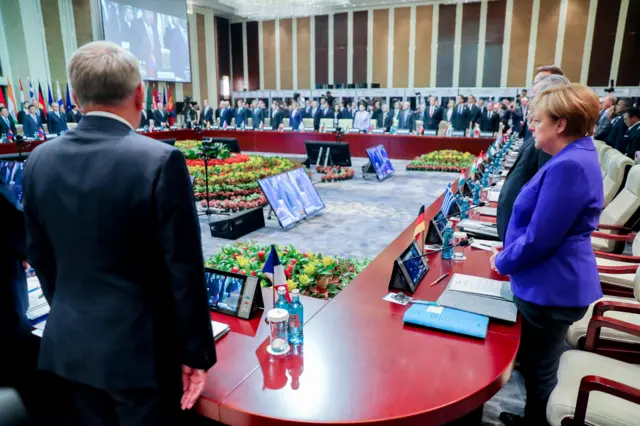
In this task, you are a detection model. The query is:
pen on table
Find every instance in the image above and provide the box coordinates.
[430,273,450,287]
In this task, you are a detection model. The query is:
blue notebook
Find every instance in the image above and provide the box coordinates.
[403,304,489,339]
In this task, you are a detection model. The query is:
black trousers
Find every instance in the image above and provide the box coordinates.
[68,379,182,426]
[514,296,588,426]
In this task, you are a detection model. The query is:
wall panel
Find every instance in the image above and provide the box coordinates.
[561,0,589,82]
[246,21,260,90]
[215,16,230,98]
[459,2,481,87]
[197,13,208,103]
[414,6,433,88]
[333,13,348,85]
[41,0,66,84]
[436,4,456,87]
[372,9,389,88]
[230,23,244,91]
[296,17,311,90]
[353,11,368,85]
[534,0,561,71]
[262,20,276,89]
[507,0,533,87]
[279,18,293,89]
[587,0,621,86]
[483,0,506,87]
[393,7,410,88]
[72,0,93,47]
[617,0,640,86]
[315,15,329,85]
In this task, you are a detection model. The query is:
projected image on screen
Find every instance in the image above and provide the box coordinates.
[366,145,395,181]
[206,271,244,314]
[100,0,191,82]
[258,173,307,228]
[401,243,427,285]
[286,168,325,216]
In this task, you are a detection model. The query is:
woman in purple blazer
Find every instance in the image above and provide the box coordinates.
[491,84,602,426]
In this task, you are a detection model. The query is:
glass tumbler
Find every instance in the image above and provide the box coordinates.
[267,308,290,356]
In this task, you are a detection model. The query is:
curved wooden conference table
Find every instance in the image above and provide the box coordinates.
[0,132,517,425]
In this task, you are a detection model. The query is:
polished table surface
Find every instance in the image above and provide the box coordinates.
[198,188,520,425]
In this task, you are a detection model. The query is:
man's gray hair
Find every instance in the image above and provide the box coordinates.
[530,74,571,101]
[68,41,141,107]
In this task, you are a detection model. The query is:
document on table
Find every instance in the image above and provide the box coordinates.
[212,321,230,341]
[27,276,50,320]
[488,190,500,202]
[447,273,513,302]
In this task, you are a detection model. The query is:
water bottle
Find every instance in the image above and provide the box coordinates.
[275,287,290,310]
[288,289,304,345]
[442,221,454,260]
[472,182,481,205]
[481,172,489,188]
[460,199,470,220]
[1,133,6,143]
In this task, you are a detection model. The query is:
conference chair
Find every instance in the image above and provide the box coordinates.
[68,123,78,130]
[230,118,236,127]
[247,118,252,128]
[598,145,615,177]
[438,120,449,135]
[320,118,334,130]
[265,118,270,127]
[594,139,607,153]
[303,118,313,128]
[370,119,377,128]
[42,124,48,134]
[592,165,640,253]
[548,277,640,426]
[415,120,423,132]
[16,124,23,136]
[594,231,640,298]
[603,152,633,207]
[283,118,289,127]
[338,119,353,130]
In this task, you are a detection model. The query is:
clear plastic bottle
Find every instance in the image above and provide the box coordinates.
[288,289,304,345]
[442,221,454,260]
[275,287,290,311]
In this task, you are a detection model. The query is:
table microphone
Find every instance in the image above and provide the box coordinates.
[402,238,474,263]
[443,201,486,220]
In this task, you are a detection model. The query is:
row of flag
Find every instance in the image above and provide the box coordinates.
[145,84,175,125]
[0,78,74,121]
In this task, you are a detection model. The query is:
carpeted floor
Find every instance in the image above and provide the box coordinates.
[198,153,524,425]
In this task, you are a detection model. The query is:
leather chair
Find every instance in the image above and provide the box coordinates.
[603,153,633,207]
[599,147,617,178]
[594,233,640,297]
[438,120,448,135]
[283,118,289,127]
[548,276,640,425]
[16,124,24,136]
[370,119,377,128]
[41,124,48,134]
[247,118,252,128]
[415,120,423,132]
[67,122,78,130]
[0,388,29,425]
[303,118,313,128]
[592,165,640,253]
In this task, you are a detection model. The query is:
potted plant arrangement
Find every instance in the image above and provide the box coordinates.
[316,165,355,182]
[406,150,474,172]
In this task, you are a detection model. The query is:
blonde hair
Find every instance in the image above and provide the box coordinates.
[68,41,141,107]
[532,83,600,138]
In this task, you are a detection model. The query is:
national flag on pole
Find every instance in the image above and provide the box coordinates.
[262,245,291,303]
[473,124,480,138]
[47,83,54,107]
[321,123,325,133]
[444,124,452,137]
[369,124,373,134]
[260,121,264,130]
[65,83,72,110]
[458,168,467,193]
[156,87,162,106]
[6,80,18,119]
[7,129,14,140]
[166,86,174,125]
[413,205,426,253]
[28,79,34,101]
[145,84,152,112]
[56,81,63,106]
[418,124,424,135]
[477,151,484,165]
[162,88,167,105]
[0,87,6,110]
[37,127,45,139]
[471,159,478,180]
[441,184,456,216]
[278,123,284,132]
[151,85,159,108]
[37,83,46,118]
[18,78,25,103]
[223,120,228,130]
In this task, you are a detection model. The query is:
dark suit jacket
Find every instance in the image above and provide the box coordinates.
[397,110,415,131]
[133,19,162,77]
[17,110,28,125]
[167,25,190,81]
[496,134,552,240]
[423,107,443,130]
[220,109,234,127]
[468,105,481,125]
[383,112,394,132]
[23,114,40,137]
[309,107,322,130]
[139,111,150,128]
[594,109,612,140]
[451,105,470,132]
[153,110,168,125]
[46,111,68,135]
[251,108,264,129]
[371,109,384,128]
[607,116,628,151]
[289,109,303,129]
[235,108,247,127]
[478,110,496,132]
[322,108,334,119]
[23,115,216,391]
[269,109,283,129]
[202,106,214,125]
[510,107,524,134]
[0,116,17,135]
[623,123,640,158]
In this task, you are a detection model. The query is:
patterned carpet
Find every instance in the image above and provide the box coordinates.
[198,154,524,425]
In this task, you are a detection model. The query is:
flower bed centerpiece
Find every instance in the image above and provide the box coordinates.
[316,165,355,182]
[206,242,371,299]
[176,140,303,212]
[406,150,474,172]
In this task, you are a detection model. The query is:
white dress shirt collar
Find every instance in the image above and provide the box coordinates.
[86,111,134,130]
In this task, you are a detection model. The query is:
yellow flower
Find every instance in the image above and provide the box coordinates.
[322,256,334,267]
[236,255,250,269]
[287,279,297,291]
[298,274,311,286]
[303,263,316,276]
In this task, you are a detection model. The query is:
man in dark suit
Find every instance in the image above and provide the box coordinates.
[153,102,169,127]
[119,5,136,46]
[17,101,30,125]
[139,108,150,128]
[310,100,321,131]
[304,99,312,118]
[289,100,303,130]
[23,41,215,425]
[607,98,632,151]
[166,18,190,81]
[622,107,640,158]
[342,102,354,120]
[202,99,214,125]
[467,95,481,127]
[46,103,68,135]
[235,99,247,128]
[594,95,615,140]
[0,107,18,136]
[214,100,224,123]
[23,104,41,137]
[451,95,469,132]
[398,101,415,131]
[382,104,393,132]
[220,101,233,127]
[423,97,443,132]
[269,101,282,130]
[134,11,162,79]
[510,101,525,135]
[250,100,264,129]
[479,102,498,133]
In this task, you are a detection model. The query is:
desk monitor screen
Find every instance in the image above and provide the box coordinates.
[0,161,25,203]
[400,242,429,286]
[205,269,245,315]
[287,168,325,216]
[258,172,306,229]
[304,141,352,167]
[365,145,395,181]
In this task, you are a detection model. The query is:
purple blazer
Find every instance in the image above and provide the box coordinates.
[495,136,604,307]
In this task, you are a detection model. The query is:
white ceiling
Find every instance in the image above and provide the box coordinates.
[191,0,482,21]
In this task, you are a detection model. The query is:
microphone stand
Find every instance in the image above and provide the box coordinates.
[403,239,474,263]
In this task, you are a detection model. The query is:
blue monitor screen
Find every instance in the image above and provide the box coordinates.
[205,270,244,314]
[258,173,307,228]
[401,243,428,285]
[286,168,325,216]
[0,161,25,203]
[366,145,395,181]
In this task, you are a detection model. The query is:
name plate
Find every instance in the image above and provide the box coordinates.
[170,126,177,130]
[397,129,411,135]
[424,130,437,136]
[372,129,385,134]
[324,127,336,133]
[237,127,245,131]
[225,126,236,130]
[451,131,465,137]
[211,126,219,130]
[348,128,361,134]
[136,128,145,132]
[479,131,493,138]
[283,126,293,131]
[304,127,315,132]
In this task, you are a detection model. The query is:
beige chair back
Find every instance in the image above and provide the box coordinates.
[594,139,607,152]
[303,118,314,128]
[320,118,334,129]
[415,120,423,132]
[339,118,353,129]
[67,122,78,129]
[438,120,448,134]
[265,118,270,127]
[603,153,633,206]
[247,118,252,127]
[634,268,640,302]
[16,124,24,136]
[42,124,48,133]
[599,145,614,176]
[594,165,640,251]
[283,118,289,127]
